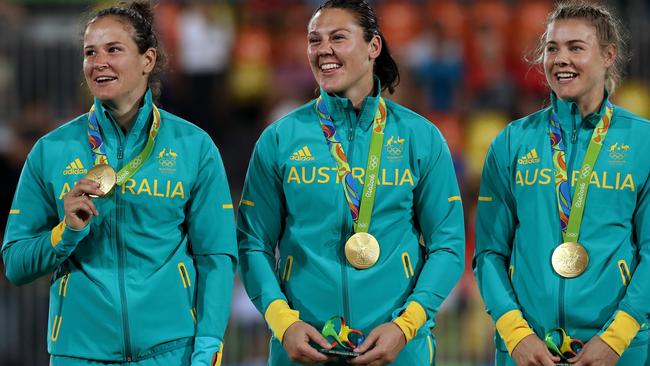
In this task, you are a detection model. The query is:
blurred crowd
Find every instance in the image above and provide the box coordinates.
[2,0,650,365]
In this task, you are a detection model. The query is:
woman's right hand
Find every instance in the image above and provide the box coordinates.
[512,334,561,366]
[63,178,104,230]
[282,321,333,364]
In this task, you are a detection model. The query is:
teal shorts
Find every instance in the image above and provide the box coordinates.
[268,333,436,366]
[50,345,192,366]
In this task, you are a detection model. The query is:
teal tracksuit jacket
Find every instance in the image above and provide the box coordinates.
[474,92,650,364]
[2,90,237,365]
[237,86,465,365]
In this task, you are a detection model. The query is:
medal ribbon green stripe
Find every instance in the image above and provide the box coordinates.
[87,104,161,185]
[316,97,387,233]
[550,102,613,242]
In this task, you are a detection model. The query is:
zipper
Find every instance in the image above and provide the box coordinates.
[560,107,581,330]
[114,133,133,362]
[340,112,358,322]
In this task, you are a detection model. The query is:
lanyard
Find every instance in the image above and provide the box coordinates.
[550,102,613,242]
[316,96,387,233]
[87,104,161,184]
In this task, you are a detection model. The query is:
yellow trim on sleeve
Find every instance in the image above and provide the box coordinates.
[393,301,427,342]
[478,196,493,202]
[9,209,20,214]
[50,221,66,247]
[447,196,461,202]
[212,343,223,366]
[264,299,301,342]
[240,199,255,207]
[495,310,535,354]
[222,204,234,209]
[600,310,640,356]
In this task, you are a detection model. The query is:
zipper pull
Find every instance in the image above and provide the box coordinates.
[572,127,578,144]
[117,146,124,160]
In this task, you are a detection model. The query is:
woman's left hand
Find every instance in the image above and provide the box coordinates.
[347,322,406,366]
[567,336,619,366]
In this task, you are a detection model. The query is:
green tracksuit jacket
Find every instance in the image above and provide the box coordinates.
[2,90,237,365]
[237,86,465,364]
[474,92,650,362]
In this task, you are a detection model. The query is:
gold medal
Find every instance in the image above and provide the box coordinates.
[85,164,116,197]
[345,232,380,269]
[551,242,589,278]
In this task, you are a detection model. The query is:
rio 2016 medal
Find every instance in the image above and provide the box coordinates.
[551,242,589,278]
[345,232,380,269]
[85,164,116,198]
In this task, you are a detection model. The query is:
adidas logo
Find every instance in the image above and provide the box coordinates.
[290,146,315,161]
[63,158,88,175]
[517,148,540,165]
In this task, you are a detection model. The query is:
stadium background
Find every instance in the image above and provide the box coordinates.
[1,0,650,365]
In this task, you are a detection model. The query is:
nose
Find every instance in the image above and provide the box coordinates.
[93,52,109,71]
[316,40,333,56]
[553,49,569,66]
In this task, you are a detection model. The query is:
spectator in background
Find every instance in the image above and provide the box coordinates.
[2,1,237,365]
[177,0,234,139]
[237,0,464,364]
[475,1,649,365]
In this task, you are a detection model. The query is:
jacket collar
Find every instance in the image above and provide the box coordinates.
[550,90,610,130]
[319,77,381,130]
[92,89,154,140]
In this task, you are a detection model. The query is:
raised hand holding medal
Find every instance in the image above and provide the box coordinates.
[85,164,117,198]
[62,103,162,230]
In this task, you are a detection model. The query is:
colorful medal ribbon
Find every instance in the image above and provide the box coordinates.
[550,102,613,242]
[316,96,387,233]
[87,104,161,185]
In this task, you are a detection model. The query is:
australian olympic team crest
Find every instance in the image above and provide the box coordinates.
[158,147,178,173]
[608,142,629,164]
[385,135,405,162]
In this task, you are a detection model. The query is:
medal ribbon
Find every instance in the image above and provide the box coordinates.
[87,104,161,185]
[550,102,613,242]
[316,96,387,233]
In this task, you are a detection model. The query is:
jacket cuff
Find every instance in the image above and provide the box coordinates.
[51,221,89,256]
[600,310,640,356]
[495,310,535,354]
[264,299,301,342]
[392,301,427,342]
[191,336,223,366]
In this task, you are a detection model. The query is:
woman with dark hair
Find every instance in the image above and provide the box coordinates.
[2,1,237,365]
[475,1,649,365]
[237,0,464,365]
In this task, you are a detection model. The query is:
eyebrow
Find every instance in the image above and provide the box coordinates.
[84,41,123,49]
[546,39,589,45]
[308,27,351,35]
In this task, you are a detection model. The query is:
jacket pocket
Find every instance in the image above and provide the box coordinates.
[281,255,294,282]
[51,273,70,342]
[618,259,631,286]
[426,334,434,365]
[402,252,414,279]
[177,262,196,323]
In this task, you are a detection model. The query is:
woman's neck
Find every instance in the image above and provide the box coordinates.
[104,96,142,133]
[344,76,376,110]
[576,87,605,118]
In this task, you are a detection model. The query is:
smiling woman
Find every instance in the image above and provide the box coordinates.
[474,2,650,366]
[1,1,237,366]
[237,1,464,365]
